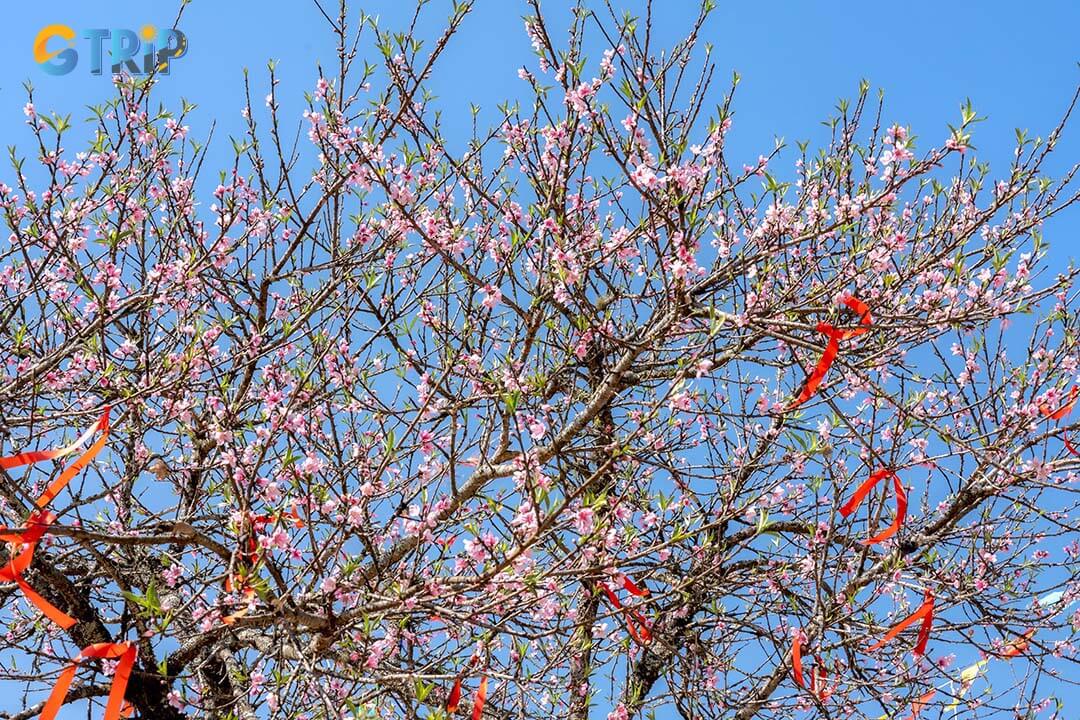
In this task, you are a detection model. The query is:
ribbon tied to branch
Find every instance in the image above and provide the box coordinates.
[788,296,873,409]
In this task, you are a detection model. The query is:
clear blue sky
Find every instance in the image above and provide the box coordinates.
[2,2,1079,718]
[4,0,1079,261]
[5,1,1080,196]
[4,0,1079,259]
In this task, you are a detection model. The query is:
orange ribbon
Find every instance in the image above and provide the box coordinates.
[222,584,257,626]
[602,578,652,644]
[0,510,75,628]
[0,409,111,480]
[839,469,907,545]
[869,590,935,656]
[789,297,872,409]
[0,408,110,629]
[1039,386,1079,456]
[791,632,831,700]
[40,642,136,720]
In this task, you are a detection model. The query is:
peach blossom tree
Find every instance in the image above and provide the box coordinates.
[1,2,1079,719]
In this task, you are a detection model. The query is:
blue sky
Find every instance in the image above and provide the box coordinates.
[6,1,1080,195]
[2,1,1079,718]
[5,0,1080,275]
[4,0,1079,260]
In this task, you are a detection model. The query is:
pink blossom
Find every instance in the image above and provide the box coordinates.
[574,507,595,535]
[480,284,502,309]
[607,704,628,720]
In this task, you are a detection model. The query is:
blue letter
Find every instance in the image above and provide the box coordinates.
[83,29,110,76]
[155,29,187,75]
[110,29,141,74]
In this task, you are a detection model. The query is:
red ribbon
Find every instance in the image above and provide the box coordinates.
[602,581,652,644]
[446,652,484,715]
[908,689,936,719]
[869,590,935,656]
[1000,628,1036,658]
[40,642,136,720]
[236,509,305,565]
[445,676,489,718]
[0,510,75,628]
[839,469,907,545]
[791,632,831,700]
[472,676,488,720]
[0,408,110,629]
[1040,386,1078,421]
[221,509,305,623]
[789,297,872,409]
[447,676,463,713]
[621,576,648,597]
[1039,386,1079,456]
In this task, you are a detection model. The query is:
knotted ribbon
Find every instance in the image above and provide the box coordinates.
[868,590,935,656]
[222,508,305,624]
[601,576,652,644]
[39,642,136,720]
[0,408,111,628]
[1039,385,1079,455]
[839,469,907,545]
[791,631,831,701]
[789,297,872,409]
